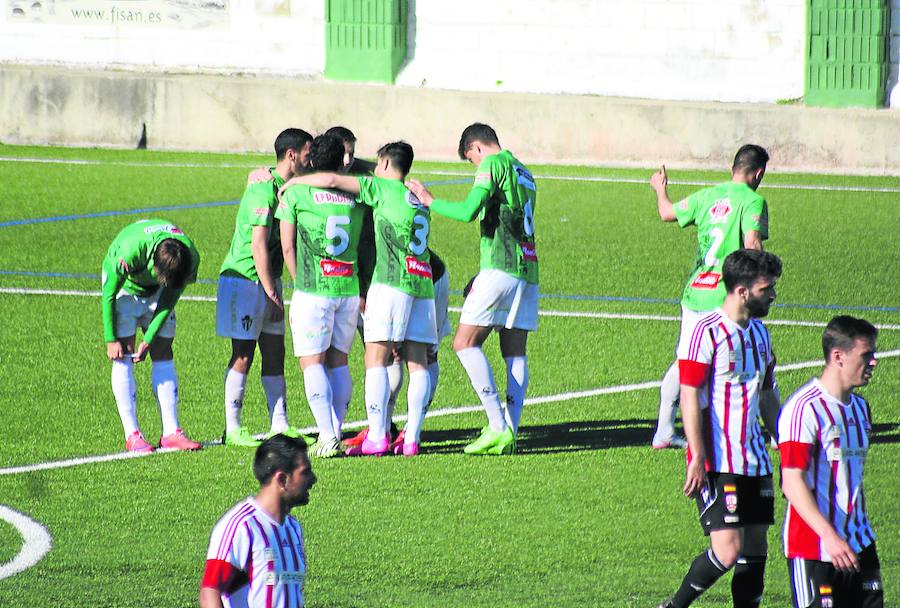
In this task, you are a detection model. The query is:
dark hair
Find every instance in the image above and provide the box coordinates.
[153,238,192,289]
[457,123,500,160]
[253,434,309,485]
[274,128,313,161]
[324,126,356,146]
[732,144,769,174]
[822,316,878,362]
[722,249,782,293]
[309,134,345,171]
[376,141,414,176]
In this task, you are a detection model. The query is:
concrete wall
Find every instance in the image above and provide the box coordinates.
[3,66,900,174]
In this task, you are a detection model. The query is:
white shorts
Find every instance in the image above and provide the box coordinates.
[288,291,359,357]
[216,275,285,340]
[115,288,176,340]
[433,272,452,342]
[363,283,438,344]
[675,305,716,359]
[459,268,538,331]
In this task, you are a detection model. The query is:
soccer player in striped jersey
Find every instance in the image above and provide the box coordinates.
[217,128,313,448]
[200,434,316,608]
[658,249,782,608]
[778,316,883,608]
[650,145,770,449]
[407,123,538,456]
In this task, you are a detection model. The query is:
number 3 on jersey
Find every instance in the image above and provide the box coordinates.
[409,214,429,256]
[326,216,351,256]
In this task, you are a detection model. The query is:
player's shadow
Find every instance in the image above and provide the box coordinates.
[871,422,900,444]
[423,418,655,454]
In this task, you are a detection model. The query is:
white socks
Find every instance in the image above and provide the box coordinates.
[457,347,506,432]
[262,375,288,433]
[224,368,247,433]
[406,369,430,444]
[426,360,439,412]
[504,356,528,434]
[386,358,405,421]
[328,365,352,436]
[111,358,139,438]
[653,361,680,444]
[151,360,180,436]
[364,366,390,442]
[303,364,336,441]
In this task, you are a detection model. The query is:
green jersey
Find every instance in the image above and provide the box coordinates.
[101,219,200,344]
[275,183,364,297]
[357,175,434,299]
[430,150,538,284]
[674,181,769,311]
[219,167,284,281]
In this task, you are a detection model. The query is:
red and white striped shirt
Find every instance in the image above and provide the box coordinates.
[202,498,307,608]
[679,309,776,476]
[778,378,875,561]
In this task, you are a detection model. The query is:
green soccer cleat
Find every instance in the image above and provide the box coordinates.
[310,436,342,458]
[463,426,515,455]
[224,427,262,448]
[267,427,316,446]
[487,427,516,455]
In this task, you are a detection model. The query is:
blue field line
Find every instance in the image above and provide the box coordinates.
[1,269,896,312]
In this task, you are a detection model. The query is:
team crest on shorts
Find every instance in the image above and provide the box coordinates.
[819,585,833,608]
[724,485,738,513]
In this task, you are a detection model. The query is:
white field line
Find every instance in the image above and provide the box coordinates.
[1,287,898,330]
[0,506,52,580]
[2,156,899,194]
[1,349,897,478]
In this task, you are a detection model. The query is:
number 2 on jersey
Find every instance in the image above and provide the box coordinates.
[409,214,429,256]
[704,227,725,267]
[326,216,351,256]
[523,199,535,236]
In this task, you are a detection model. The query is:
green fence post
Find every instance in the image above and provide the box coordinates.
[325,0,408,84]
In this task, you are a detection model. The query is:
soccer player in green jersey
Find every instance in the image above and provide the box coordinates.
[649,145,770,450]
[276,134,365,458]
[407,123,538,456]
[216,128,312,448]
[101,219,201,453]
[284,141,437,456]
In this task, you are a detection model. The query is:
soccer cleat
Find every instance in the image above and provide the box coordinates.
[159,429,202,451]
[310,437,342,458]
[652,435,688,450]
[389,429,407,455]
[125,431,154,453]
[656,600,675,608]
[342,427,369,448]
[267,427,316,446]
[401,442,420,457]
[487,427,516,455]
[345,436,390,457]
[225,427,262,448]
[464,427,515,456]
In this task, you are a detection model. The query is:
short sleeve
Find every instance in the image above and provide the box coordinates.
[741,196,769,240]
[679,323,714,387]
[275,188,299,224]
[778,400,817,469]
[357,176,378,207]
[673,193,698,228]
[242,182,276,228]
[473,157,498,195]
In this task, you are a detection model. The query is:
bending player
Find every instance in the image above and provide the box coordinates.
[407,123,537,455]
[649,145,770,449]
[217,128,313,447]
[101,219,201,452]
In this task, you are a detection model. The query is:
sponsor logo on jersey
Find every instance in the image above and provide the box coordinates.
[690,271,720,289]
[475,172,492,184]
[405,190,426,210]
[406,256,432,278]
[520,242,538,261]
[708,198,732,224]
[677,199,689,211]
[312,191,355,206]
[143,223,183,235]
[253,207,270,216]
[515,165,536,191]
[320,259,353,277]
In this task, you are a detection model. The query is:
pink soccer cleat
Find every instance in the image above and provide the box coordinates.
[342,427,369,448]
[401,442,419,457]
[389,429,407,455]
[345,436,390,457]
[125,431,154,453]
[159,429,202,451]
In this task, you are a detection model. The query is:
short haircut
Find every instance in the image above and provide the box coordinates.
[309,134,345,171]
[457,123,500,160]
[377,141,414,176]
[324,126,356,146]
[253,434,309,485]
[732,144,769,174]
[153,238,192,289]
[722,249,782,293]
[822,315,878,362]
[274,128,313,161]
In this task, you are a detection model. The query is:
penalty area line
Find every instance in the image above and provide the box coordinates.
[0,350,897,478]
[0,505,53,580]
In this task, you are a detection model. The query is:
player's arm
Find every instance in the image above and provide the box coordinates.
[650,165,677,222]
[781,468,859,572]
[101,253,129,360]
[743,230,763,250]
[251,225,283,321]
[282,172,361,195]
[199,587,225,608]
[741,197,768,250]
[279,219,298,281]
[200,557,246,608]
[406,179,489,222]
[679,355,711,497]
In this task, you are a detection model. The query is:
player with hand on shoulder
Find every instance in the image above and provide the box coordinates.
[101,219,201,452]
[650,145,770,450]
[407,123,537,456]
[217,128,313,448]
[778,316,883,608]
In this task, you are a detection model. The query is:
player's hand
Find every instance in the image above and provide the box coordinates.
[650,165,668,192]
[405,179,434,207]
[266,291,284,322]
[107,341,125,361]
[823,532,860,572]
[683,457,706,497]
[247,167,273,185]
[132,341,151,363]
